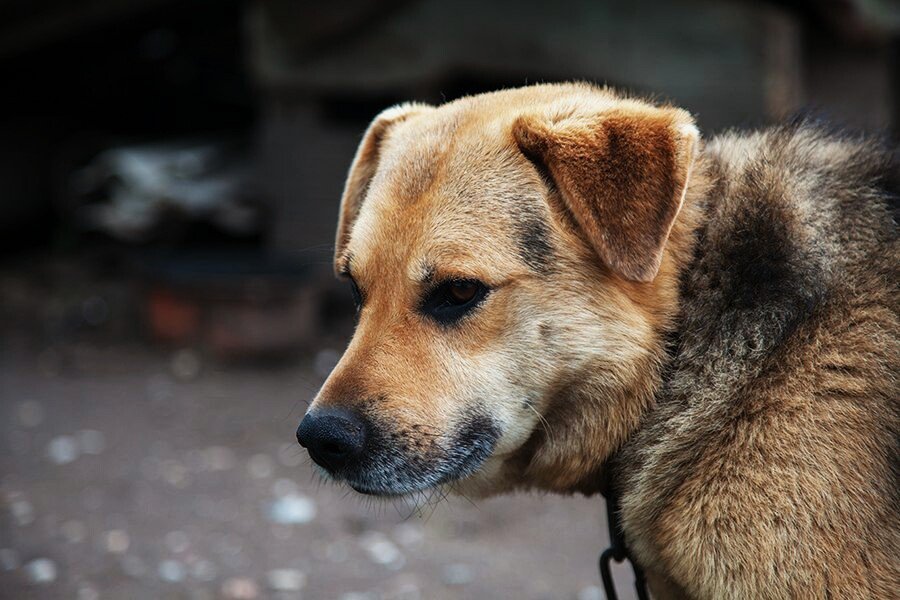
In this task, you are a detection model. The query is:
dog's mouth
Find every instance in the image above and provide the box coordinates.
[307,413,501,497]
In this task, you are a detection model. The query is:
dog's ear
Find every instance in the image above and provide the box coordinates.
[512,105,699,282]
[335,102,432,270]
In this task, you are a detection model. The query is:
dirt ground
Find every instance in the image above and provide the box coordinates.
[0,261,638,600]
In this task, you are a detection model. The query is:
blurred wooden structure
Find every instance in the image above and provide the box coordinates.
[246,0,899,263]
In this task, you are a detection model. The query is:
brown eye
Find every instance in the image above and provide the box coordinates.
[420,278,490,326]
[448,281,478,304]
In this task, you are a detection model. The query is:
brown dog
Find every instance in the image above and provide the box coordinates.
[296,83,900,598]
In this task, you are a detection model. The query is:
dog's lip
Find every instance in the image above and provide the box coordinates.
[348,483,406,497]
[344,436,496,497]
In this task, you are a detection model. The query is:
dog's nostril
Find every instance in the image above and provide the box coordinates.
[296,408,367,473]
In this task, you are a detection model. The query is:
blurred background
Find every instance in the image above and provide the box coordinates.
[0,1,897,599]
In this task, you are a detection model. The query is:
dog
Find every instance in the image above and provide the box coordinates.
[296,83,899,599]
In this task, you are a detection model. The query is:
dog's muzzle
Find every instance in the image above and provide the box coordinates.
[295,406,500,496]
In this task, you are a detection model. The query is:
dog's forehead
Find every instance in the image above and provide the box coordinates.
[347,111,542,281]
[370,110,462,203]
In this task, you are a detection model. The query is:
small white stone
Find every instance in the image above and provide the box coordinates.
[392,522,424,548]
[10,498,35,525]
[24,558,57,584]
[268,494,316,524]
[203,446,236,471]
[77,430,106,455]
[0,548,19,570]
[247,454,274,479]
[360,532,404,570]
[164,530,189,553]
[441,563,474,586]
[170,349,201,380]
[61,519,87,544]
[221,577,260,599]
[47,435,79,464]
[161,460,190,488]
[266,568,306,591]
[577,585,603,600]
[158,559,186,582]
[77,583,100,600]
[104,529,130,554]
[18,400,44,428]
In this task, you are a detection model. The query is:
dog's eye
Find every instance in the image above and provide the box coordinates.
[421,279,489,325]
[348,279,363,311]
[448,281,479,303]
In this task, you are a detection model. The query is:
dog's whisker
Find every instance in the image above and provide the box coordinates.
[449,482,480,510]
[524,403,554,443]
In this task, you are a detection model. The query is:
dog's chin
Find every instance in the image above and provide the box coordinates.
[344,471,479,499]
[345,460,513,500]
[345,458,489,498]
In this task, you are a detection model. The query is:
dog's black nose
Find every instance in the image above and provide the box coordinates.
[296,408,366,473]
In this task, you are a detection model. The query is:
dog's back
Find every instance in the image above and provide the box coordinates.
[617,122,900,599]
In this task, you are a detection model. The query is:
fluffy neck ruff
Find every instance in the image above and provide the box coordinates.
[505,149,714,496]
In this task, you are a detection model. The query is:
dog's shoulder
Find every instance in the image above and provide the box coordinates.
[615,121,900,598]
[679,120,897,368]
[652,121,898,410]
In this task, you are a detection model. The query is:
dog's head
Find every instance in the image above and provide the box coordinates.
[297,83,701,497]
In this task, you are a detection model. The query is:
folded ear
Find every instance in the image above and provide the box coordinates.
[335,102,432,271]
[512,105,699,282]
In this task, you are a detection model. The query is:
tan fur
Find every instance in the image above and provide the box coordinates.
[307,83,900,598]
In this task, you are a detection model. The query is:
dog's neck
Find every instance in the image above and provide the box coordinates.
[503,152,715,497]
[600,150,716,485]
[600,155,715,494]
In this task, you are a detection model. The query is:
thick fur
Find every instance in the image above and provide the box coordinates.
[309,83,899,598]
[615,123,900,598]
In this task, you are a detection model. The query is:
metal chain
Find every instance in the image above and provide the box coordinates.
[599,487,650,600]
